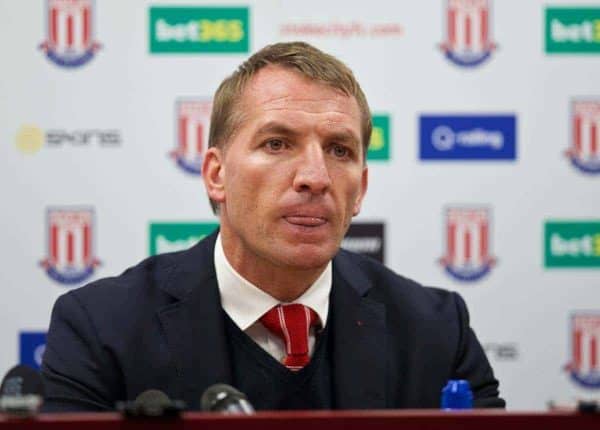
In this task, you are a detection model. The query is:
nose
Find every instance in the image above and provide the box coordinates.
[292,143,332,194]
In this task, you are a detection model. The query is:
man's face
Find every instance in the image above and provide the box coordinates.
[204,66,368,273]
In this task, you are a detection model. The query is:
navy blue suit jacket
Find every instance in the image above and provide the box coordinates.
[41,232,504,411]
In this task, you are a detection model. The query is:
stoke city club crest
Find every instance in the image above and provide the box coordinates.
[39,0,101,68]
[564,313,600,388]
[40,207,101,285]
[439,207,496,282]
[440,0,496,67]
[566,100,600,175]
[170,99,212,175]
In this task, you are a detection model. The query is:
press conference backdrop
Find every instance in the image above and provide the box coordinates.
[1,0,599,410]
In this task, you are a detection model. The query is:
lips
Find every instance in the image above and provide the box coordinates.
[284,216,327,227]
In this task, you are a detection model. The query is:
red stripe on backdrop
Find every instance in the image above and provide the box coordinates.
[67,231,74,264]
[480,9,488,46]
[465,15,472,49]
[591,336,598,368]
[67,14,74,47]
[448,223,456,262]
[574,116,582,155]
[83,8,90,47]
[51,8,58,46]
[574,329,582,371]
[179,117,188,153]
[464,229,471,261]
[83,224,90,264]
[480,221,488,259]
[51,225,58,263]
[448,9,456,47]
[591,123,597,155]
[196,123,203,154]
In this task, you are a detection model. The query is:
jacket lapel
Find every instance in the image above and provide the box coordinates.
[155,232,232,408]
[331,252,388,409]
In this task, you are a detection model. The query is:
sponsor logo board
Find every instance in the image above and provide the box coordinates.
[546,8,600,54]
[420,115,516,160]
[170,99,212,175]
[368,115,390,161]
[564,312,600,388]
[545,221,600,268]
[15,125,121,154]
[149,7,249,54]
[39,0,101,68]
[19,332,47,370]
[566,100,600,174]
[342,222,385,263]
[439,206,496,282]
[440,0,496,67]
[149,222,219,255]
[40,207,101,285]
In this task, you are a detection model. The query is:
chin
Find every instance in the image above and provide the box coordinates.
[276,243,339,270]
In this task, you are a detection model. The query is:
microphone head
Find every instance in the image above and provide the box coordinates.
[200,384,254,414]
[0,365,44,417]
[0,365,44,398]
[117,389,186,418]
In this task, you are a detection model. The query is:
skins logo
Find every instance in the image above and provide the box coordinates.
[170,99,212,175]
[439,207,496,281]
[566,100,600,174]
[440,0,497,67]
[564,313,600,388]
[40,207,101,285]
[39,0,101,68]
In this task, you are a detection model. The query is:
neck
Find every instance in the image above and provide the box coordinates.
[219,232,327,303]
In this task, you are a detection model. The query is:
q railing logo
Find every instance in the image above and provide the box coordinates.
[439,207,496,282]
[419,114,516,160]
[40,207,101,285]
[39,0,101,68]
[566,100,600,174]
[19,332,47,371]
[440,0,496,67]
[170,99,212,175]
[564,313,600,388]
[342,222,385,263]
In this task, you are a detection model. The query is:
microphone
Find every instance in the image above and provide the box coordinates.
[117,389,186,418]
[0,365,44,417]
[200,384,255,414]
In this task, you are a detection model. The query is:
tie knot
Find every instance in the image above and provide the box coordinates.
[259,304,320,371]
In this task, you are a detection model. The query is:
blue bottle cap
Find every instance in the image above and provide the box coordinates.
[441,379,473,410]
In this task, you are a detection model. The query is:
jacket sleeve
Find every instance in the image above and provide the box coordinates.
[41,291,122,412]
[451,292,506,408]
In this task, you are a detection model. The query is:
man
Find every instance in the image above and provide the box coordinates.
[41,42,504,411]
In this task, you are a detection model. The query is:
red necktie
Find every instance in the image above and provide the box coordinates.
[260,304,320,371]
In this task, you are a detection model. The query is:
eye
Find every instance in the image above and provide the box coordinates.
[331,144,350,159]
[265,139,285,152]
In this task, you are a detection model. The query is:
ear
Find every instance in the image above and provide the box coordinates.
[202,147,226,206]
[352,166,368,216]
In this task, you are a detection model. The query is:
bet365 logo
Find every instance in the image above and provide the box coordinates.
[545,8,600,53]
[368,115,390,161]
[545,221,600,268]
[149,222,218,255]
[149,7,249,53]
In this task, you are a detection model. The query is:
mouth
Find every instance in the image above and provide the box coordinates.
[283,215,328,227]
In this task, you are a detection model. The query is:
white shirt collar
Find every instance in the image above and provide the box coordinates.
[214,233,331,331]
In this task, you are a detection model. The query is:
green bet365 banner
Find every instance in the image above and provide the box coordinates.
[149,222,219,255]
[545,8,600,53]
[544,221,600,268]
[149,7,249,54]
[368,115,390,161]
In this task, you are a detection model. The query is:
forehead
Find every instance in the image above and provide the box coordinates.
[237,66,362,133]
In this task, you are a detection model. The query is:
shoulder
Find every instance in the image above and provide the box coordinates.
[334,249,465,320]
